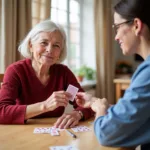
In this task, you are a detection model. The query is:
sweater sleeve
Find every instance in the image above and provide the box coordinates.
[93,63,150,147]
[64,66,95,120]
[0,65,26,124]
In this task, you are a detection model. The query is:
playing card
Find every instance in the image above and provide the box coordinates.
[49,145,78,150]
[51,126,65,131]
[66,84,79,102]
[50,128,60,136]
[33,127,51,134]
[71,126,91,132]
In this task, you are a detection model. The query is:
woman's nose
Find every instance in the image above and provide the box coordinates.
[46,44,52,53]
[115,34,119,41]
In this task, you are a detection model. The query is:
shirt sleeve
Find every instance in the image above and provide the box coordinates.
[0,65,26,124]
[64,66,95,120]
[94,64,150,147]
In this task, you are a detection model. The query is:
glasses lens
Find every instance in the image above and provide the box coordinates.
[112,20,133,34]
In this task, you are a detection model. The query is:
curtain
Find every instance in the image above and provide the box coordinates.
[0,0,32,73]
[94,0,115,104]
[32,0,51,26]
[0,0,51,73]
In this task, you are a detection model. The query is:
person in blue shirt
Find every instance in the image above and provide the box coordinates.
[75,0,150,149]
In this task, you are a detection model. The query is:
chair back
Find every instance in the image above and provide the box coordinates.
[0,74,4,88]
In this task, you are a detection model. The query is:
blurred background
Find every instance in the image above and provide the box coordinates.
[0,0,143,104]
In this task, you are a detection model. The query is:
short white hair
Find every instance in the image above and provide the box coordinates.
[18,20,67,63]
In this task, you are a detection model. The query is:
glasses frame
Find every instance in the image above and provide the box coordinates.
[112,20,134,34]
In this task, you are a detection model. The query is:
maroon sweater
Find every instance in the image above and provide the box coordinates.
[0,59,94,124]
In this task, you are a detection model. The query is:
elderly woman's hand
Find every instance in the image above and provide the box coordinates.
[75,92,96,108]
[42,91,71,112]
[54,111,81,129]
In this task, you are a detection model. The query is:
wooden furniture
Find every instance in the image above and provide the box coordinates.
[0,74,4,88]
[113,77,131,102]
[0,118,135,150]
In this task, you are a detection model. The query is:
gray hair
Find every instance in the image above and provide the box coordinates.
[18,20,67,63]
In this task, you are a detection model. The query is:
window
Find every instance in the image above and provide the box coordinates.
[51,0,82,70]
[32,0,50,27]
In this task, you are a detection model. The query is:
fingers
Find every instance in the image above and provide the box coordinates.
[44,91,72,111]
[54,115,73,129]
[76,98,91,108]
[69,120,78,128]
[52,91,71,100]
[76,92,85,98]
[52,99,68,107]
[54,113,79,129]
[51,91,71,105]
[54,115,65,128]
[75,92,93,102]
[76,99,84,106]
[91,98,109,113]
[62,118,74,129]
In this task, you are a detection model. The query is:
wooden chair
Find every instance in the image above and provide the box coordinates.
[0,74,4,88]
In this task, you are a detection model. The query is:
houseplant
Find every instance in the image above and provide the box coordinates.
[74,67,85,82]
[74,65,95,82]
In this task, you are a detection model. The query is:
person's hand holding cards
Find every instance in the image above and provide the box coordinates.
[75,92,95,108]
[42,91,72,112]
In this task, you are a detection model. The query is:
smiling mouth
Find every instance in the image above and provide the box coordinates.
[119,42,123,47]
[42,55,53,59]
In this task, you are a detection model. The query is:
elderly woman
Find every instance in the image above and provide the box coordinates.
[0,20,94,128]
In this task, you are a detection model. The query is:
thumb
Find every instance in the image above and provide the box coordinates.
[76,99,84,106]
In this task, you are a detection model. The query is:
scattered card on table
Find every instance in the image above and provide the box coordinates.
[66,84,79,102]
[33,127,61,135]
[33,127,51,134]
[49,145,78,150]
[71,126,91,132]
[50,128,60,136]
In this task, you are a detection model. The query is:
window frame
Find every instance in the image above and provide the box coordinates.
[51,0,83,70]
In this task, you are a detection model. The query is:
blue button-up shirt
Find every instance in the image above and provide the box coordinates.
[94,55,150,147]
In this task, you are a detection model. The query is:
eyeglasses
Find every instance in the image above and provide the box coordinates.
[112,20,134,34]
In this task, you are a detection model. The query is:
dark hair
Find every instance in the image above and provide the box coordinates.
[114,0,150,29]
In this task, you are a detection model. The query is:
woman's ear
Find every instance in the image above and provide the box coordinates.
[29,40,32,48]
[133,18,143,36]
[28,40,33,52]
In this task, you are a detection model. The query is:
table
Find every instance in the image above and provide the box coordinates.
[0,118,135,150]
[113,78,131,102]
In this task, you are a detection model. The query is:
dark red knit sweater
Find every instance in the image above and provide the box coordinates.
[0,59,94,124]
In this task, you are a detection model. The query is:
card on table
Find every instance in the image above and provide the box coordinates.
[33,127,61,135]
[50,128,60,136]
[51,126,65,132]
[66,84,79,102]
[33,127,51,134]
[49,145,78,150]
[71,126,91,132]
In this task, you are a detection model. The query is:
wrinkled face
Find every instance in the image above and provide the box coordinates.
[114,12,138,55]
[29,30,63,66]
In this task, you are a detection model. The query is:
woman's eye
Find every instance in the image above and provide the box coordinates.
[54,45,60,48]
[115,25,120,33]
[41,42,48,45]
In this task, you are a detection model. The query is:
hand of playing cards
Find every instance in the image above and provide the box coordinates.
[66,84,79,102]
